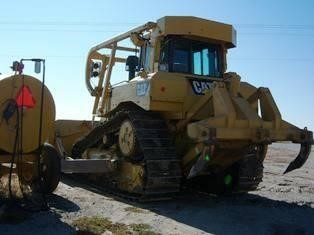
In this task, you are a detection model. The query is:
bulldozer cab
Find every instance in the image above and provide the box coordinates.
[85,16,236,117]
[127,36,224,79]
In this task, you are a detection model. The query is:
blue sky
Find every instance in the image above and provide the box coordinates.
[0,0,313,131]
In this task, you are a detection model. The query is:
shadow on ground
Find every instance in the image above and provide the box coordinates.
[0,193,79,235]
[63,175,314,235]
[62,173,314,235]
[142,192,314,235]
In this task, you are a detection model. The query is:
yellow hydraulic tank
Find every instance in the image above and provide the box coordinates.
[0,74,55,153]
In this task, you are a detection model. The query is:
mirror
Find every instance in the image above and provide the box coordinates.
[34,61,41,74]
[125,55,139,80]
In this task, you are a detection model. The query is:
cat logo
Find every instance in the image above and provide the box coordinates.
[189,79,213,95]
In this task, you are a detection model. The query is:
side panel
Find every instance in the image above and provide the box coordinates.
[110,72,188,115]
[151,72,216,120]
[110,72,219,120]
[150,72,185,113]
[110,80,151,110]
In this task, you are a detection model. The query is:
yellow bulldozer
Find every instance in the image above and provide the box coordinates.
[54,16,312,197]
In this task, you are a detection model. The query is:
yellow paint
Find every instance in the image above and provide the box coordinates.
[0,75,55,153]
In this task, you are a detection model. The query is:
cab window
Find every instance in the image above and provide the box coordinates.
[159,36,222,77]
[139,41,151,71]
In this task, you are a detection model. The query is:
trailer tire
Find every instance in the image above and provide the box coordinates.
[36,143,61,194]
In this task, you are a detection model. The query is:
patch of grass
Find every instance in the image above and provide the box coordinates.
[73,216,159,235]
[129,223,160,235]
[73,216,130,235]
[124,206,146,214]
[130,223,151,231]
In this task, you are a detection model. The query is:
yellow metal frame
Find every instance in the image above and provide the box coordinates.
[85,16,236,118]
[78,16,313,177]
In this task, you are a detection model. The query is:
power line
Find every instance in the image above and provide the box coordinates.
[229,57,314,62]
[240,32,314,37]
[235,24,314,30]
[0,20,314,30]
[0,21,313,37]
[0,28,121,33]
[1,54,313,62]
[0,28,314,37]
[0,21,140,26]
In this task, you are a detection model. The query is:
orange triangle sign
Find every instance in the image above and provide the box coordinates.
[16,85,36,108]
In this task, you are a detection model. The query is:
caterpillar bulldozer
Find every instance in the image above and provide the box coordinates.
[54,16,312,197]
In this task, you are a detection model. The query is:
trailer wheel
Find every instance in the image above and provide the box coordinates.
[36,143,61,193]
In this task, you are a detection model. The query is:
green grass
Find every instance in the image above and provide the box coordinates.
[129,223,160,235]
[72,216,159,235]
[73,216,130,235]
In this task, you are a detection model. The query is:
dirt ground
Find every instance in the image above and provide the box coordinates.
[0,143,313,235]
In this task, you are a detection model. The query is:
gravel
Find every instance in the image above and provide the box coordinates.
[0,143,313,235]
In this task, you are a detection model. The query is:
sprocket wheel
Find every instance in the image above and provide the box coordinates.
[118,119,143,161]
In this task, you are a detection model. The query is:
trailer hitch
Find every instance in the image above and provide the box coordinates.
[284,141,312,174]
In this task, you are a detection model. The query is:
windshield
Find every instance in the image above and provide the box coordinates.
[160,37,222,77]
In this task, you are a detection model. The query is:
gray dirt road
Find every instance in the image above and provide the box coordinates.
[0,143,313,235]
